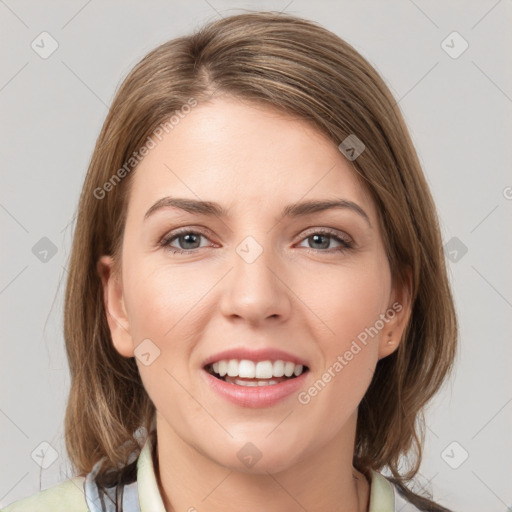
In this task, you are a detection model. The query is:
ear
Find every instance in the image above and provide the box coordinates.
[97,255,135,358]
[378,268,413,360]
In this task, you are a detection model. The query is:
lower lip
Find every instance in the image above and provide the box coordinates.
[202,369,308,408]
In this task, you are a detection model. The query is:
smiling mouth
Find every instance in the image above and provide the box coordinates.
[204,359,309,387]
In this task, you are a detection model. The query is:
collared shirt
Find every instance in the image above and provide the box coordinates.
[1,435,421,512]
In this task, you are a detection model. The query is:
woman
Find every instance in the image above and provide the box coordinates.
[2,11,457,512]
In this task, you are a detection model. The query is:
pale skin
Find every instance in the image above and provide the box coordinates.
[98,96,412,512]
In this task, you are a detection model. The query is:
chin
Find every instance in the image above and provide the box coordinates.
[206,439,307,475]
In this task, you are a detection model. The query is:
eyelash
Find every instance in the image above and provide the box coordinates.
[159,227,354,255]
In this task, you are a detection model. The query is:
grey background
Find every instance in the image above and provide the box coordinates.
[1,1,511,511]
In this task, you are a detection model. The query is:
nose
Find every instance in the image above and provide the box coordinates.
[219,238,292,326]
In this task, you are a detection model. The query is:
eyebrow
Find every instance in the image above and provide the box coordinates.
[144,197,371,227]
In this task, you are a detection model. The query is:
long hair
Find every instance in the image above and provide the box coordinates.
[63,11,457,511]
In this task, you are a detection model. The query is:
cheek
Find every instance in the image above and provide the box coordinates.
[302,258,389,400]
[121,256,214,399]
[122,256,201,340]
[309,257,390,346]
[123,262,198,411]
[296,276,384,436]
[329,280,388,349]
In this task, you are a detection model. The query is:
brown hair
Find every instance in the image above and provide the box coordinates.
[63,11,457,511]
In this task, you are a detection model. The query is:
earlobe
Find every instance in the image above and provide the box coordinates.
[378,332,399,360]
[97,255,135,358]
[378,269,413,360]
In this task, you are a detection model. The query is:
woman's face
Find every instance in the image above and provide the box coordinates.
[99,96,410,473]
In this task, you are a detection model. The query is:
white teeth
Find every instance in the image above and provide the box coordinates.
[284,361,295,377]
[272,360,285,377]
[255,361,273,379]
[229,378,280,387]
[208,359,306,379]
[238,360,256,378]
[218,360,228,377]
[227,360,238,377]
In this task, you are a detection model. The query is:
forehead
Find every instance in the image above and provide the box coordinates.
[125,96,376,222]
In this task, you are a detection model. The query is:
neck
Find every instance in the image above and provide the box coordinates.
[153,412,370,512]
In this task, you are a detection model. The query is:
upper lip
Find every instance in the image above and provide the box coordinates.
[202,347,309,368]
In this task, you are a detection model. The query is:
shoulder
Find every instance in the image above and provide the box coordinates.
[391,486,424,512]
[369,470,423,511]
[1,476,88,512]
